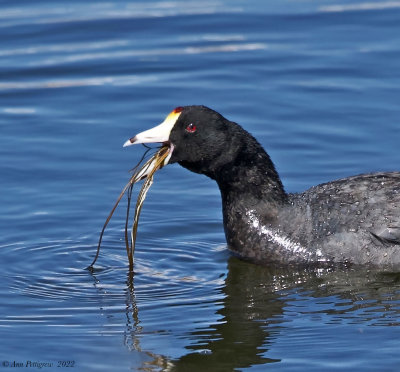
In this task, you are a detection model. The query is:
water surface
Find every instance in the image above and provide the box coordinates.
[1,1,400,371]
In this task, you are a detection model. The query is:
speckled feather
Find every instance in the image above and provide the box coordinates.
[285,173,400,265]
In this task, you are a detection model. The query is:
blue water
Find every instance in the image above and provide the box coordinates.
[1,1,400,371]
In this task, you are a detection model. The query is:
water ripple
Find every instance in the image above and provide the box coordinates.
[0,1,242,27]
[320,1,400,13]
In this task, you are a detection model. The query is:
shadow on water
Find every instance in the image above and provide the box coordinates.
[90,257,400,371]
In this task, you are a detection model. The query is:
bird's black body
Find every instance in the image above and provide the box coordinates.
[130,105,400,267]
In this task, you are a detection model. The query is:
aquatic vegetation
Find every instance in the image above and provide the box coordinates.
[89,145,171,269]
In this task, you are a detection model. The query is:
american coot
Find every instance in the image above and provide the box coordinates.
[124,105,400,266]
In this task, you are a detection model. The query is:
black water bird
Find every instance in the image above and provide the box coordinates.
[124,105,400,266]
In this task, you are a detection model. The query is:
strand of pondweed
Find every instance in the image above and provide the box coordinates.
[88,145,169,269]
[124,181,134,265]
[88,173,136,269]
[128,146,170,266]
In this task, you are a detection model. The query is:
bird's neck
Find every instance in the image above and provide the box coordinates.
[213,142,288,260]
[214,144,287,208]
[178,128,288,260]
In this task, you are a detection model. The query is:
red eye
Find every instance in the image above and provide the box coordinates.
[185,123,197,133]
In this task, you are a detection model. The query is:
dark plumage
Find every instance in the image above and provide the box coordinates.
[126,105,400,267]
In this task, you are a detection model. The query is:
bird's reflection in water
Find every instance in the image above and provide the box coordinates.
[95,258,400,371]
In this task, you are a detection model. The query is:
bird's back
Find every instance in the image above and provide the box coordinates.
[285,172,400,266]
